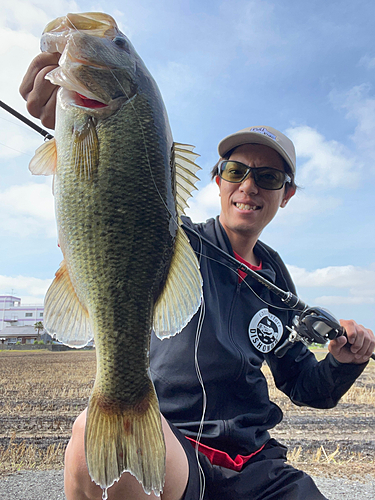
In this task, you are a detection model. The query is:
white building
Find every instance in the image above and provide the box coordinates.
[0,295,45,344]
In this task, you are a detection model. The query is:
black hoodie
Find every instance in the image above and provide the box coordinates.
[150,216,366,458]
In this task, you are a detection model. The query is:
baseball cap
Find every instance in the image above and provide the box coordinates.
[218,126,296,175]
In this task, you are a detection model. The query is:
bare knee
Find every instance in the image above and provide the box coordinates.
[64,410,189,500]
[161,416,189,500]
[64,409,102,500]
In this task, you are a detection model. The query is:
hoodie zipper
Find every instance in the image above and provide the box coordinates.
[227,281,246,381]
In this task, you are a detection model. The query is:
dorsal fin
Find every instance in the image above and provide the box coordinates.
[173,143,200,216]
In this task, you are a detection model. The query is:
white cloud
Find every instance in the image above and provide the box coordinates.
[331,84,375,166]
[287,263,375,289]
[0,1,79,118]
[273,190,342,225]
[0,0,80,35]
[358,55,375,70]
[0,26,39,55]
[185,181,220,223]
[0,27,40,116]
[0,120,43,159]
[0,274,52,302]
[315,295,375,306]
[286,125,359,188]
[0,181,56,237]
[287,263,375,306]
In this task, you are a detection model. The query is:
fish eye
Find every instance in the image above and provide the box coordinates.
[113,36,130,52]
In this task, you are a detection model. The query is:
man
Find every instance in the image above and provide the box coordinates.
[20,54,375,500]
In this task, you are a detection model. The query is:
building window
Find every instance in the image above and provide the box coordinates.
[39,313,43,317]
[25,313,33,317]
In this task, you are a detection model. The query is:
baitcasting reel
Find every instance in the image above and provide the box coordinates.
[274,306,375,359]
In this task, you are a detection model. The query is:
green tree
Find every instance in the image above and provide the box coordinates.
[34,321,44,340]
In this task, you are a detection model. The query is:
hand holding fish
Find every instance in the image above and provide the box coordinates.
[328,319,375,364]
[19,51,59,129]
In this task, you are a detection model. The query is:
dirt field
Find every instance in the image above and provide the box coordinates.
[0,349,374,480]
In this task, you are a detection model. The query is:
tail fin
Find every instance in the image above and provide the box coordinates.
[84,388,165,496]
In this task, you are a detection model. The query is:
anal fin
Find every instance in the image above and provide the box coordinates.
[44,260,93,347]
[153,225,202,338]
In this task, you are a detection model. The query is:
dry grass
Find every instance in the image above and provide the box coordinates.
[0,350,95,475]
[0,433,64,474]
[262,350,375,480]
[0,348,374,479]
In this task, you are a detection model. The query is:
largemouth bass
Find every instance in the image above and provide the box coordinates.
[29,12,202,497]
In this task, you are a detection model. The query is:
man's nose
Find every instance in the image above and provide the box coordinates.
[240,172,259,194]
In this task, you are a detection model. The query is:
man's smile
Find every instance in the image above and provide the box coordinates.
[234,202,261,211]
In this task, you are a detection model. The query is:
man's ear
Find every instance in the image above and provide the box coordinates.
[280,187,296,208]
[215,175,221,187]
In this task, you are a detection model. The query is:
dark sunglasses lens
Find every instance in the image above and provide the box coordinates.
[220,161,248,182]
[253,168,286,190]
[220,162,287,189]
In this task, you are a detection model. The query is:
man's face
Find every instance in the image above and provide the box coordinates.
[216,143,295,242]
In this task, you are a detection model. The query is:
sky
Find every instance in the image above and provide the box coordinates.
[0,0,374,333]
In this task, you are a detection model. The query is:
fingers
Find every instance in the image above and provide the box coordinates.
[338,319,375,363]
[19,52,60,98]
[19,52,60,129]
[328,335,347,359]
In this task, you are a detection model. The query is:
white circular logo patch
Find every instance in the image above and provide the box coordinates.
[248,309,283,353]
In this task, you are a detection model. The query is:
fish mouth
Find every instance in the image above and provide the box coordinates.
[46,65,132,110]
[46,61,112,106]
[59,88,128,113]
[42,13,137,110]
[76,93,109,109]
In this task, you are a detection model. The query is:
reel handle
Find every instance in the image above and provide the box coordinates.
[274,336,297,358]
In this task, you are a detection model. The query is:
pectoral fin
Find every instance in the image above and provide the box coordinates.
[153,226,202,339]
[71,116,99,180]
[29,138,57,176]
[44,260,93,347]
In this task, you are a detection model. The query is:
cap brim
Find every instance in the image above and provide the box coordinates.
[218,131,295,175]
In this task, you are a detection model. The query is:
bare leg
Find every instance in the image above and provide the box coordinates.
[64,409,189,500]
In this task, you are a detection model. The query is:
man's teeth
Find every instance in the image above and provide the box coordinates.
[235,203,259,210]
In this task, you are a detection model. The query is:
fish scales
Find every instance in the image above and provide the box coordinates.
[29,11,202,497]
[56,98,175,401]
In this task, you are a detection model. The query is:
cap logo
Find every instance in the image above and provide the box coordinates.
[249,127,276,141]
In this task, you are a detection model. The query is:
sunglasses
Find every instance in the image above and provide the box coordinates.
[218,160,292,190]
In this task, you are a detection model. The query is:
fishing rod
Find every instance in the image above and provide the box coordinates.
[183,224,306,310]
[182,224,375,360]
[0,100,54,140]
[2,99,373,360]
